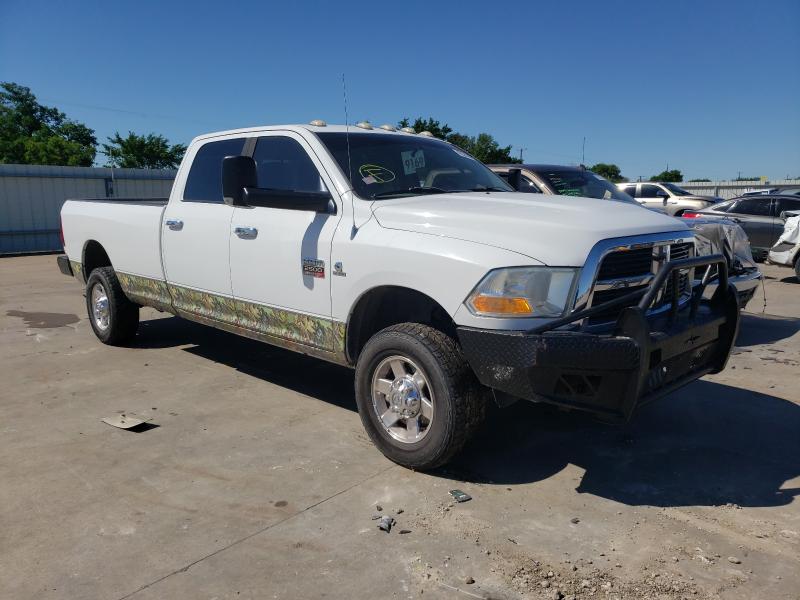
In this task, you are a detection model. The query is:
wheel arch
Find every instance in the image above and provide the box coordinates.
[81,239,113,280]
[346,285,457,364]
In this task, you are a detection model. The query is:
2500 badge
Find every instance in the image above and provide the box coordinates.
[302,258,325,278]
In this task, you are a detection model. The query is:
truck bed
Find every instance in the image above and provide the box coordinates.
[61,198,168,282]
[65,197,168,206]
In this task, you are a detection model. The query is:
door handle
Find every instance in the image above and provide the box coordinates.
[234,226,258,239]
[165,219,184,231]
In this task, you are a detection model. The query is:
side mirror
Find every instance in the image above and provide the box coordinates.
[779,211,788,220]
[222,155,256,206]
[507,168,522,191]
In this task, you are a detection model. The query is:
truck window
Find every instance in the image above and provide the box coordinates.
[640,184,664,198]
[183,138,246,203]
[252,136,327,193]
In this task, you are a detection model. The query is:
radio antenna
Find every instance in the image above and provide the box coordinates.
[342,73,357,236]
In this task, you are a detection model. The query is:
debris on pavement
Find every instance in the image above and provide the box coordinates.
[449,489,472,503]
[101,412,151,429]
[570,517,580,524]
[378,516,395,532]
[728,556,742,564]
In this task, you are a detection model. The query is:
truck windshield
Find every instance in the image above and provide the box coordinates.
[316,132,512,199]
[534,168,637,203]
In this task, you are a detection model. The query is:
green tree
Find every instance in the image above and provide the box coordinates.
[589,163,625,183]
[102,131,186,169]
[689,178,711,182]
[0,82,96,166]
[651,169,683,182]
[398,117,453,140]
[397,117,521,163]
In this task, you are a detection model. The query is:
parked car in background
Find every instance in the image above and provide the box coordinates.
[742,187,800,196]
[742,188,780,196]
[490,164,760,306]
[685,195,800,261]
[617,182,723,216]
[768,211,800,280]
[488,164,638,204]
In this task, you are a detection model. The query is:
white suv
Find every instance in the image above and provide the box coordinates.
[618,182,722,216]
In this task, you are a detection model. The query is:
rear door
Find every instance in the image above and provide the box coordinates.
[228,132,342,351]
[161,136,245,325]
[726,197,775,252]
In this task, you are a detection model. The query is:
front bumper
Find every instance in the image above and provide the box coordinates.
[458,255,740,421]
[726,267,761,308]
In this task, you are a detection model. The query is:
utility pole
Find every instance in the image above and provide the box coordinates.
[518,147,527,161]
[581,137,586,165]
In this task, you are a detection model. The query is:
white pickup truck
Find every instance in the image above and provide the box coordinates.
[58,122,740,469]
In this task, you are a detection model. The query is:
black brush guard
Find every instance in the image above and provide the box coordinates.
[458,254,740,420]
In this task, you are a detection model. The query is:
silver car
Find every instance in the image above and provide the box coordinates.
[617,182,723,216]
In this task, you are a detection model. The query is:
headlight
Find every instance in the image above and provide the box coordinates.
[465,267,579,318]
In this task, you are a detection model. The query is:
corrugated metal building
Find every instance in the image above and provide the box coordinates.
[0,164,176,254]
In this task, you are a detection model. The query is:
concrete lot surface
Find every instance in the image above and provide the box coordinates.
[1,255,799,600]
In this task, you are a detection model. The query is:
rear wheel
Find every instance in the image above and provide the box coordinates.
[354,323,486,470]
[85,267,139,345]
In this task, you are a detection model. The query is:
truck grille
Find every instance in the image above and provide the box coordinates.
[597,247,653,280]
[588,241,694,324]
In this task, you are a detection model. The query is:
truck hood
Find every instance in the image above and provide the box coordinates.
[372,192,690,266]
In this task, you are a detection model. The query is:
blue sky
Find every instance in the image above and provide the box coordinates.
[1,0,798,180]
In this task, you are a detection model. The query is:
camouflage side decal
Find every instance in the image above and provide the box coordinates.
[69,260,84,283]
[110,273,347,362]
[236,298,346,351]
[117,273,174,313]
[169,284,239,327]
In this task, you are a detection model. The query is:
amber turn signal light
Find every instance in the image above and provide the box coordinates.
[470,295,533,315]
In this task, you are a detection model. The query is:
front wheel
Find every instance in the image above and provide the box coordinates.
[85,267,139,345]
[354,323,486,470]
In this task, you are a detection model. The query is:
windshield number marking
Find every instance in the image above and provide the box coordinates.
[401,150,425,175]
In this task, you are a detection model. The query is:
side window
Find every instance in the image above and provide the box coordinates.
[518,175,542,193]
[183,138,246,203]
[640,184,664,198]
[620,184,637,197]
[730,198,772,216]
[252,136,327,193]
[776,198,800,215]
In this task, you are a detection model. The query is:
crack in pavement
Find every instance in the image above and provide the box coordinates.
[116,463,398,600]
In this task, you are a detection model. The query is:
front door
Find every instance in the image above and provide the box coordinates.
[161,136,245,325]
[727,197,776,252]
[228,132,342,351]
[638,183,669,210]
